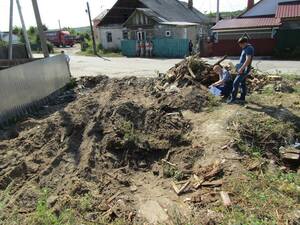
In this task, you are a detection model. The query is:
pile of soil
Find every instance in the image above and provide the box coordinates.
[0,75,211,224]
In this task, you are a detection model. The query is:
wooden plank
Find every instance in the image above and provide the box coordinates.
[172,182,180,195]
[220,191,232,207]
[201,180,223,187]
[107,191,122,204]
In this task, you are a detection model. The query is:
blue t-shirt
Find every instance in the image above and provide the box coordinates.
[239,44,254,73]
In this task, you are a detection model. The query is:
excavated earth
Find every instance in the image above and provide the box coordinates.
[0,75,299,225]
[0,76,214,224]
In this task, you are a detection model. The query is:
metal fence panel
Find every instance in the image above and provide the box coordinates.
[0,55,70,124]
[121,40,137,57]
[121,38,189,58]
[153,38,189,58]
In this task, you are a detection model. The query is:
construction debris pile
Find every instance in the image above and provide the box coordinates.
[157,54,287,94]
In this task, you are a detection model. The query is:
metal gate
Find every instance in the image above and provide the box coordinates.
[121,38,189,58]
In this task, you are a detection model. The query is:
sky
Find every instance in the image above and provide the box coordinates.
[0,0,260,31]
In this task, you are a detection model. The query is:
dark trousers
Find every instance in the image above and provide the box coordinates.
[217,82,233,98]
[231,74,247,101]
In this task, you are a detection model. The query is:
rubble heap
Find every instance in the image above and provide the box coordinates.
[159,54,283,94]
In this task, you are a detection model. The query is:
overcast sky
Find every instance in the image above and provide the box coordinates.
[0,0,260,31]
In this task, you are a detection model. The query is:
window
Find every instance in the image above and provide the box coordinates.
[106,32,112,43]
[123,31,128,40]
[137,31,146,41]
[165,31,171,37]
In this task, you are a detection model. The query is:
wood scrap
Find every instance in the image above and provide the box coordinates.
[201,179,223,187]
[220,191,232,207]
[187,62,197,79]
[107,191,122,204]
[172,181,191,195]
[178,181,191,194]
[162,159,177,167]
[171,182,180,195]
[213,55,228,67]
[193,174,204,189]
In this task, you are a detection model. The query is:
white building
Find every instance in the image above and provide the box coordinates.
[0,32,20,44]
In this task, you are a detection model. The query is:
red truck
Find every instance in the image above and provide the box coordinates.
[45,30,75,47]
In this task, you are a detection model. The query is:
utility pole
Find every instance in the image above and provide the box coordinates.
[32,0,49,58]
[216,0,220,23]
[86,2,97,55]
[8,0,14,60]
[58,20,62,31]
[16,0,33,58]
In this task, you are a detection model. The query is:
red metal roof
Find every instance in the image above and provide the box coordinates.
[212,17,282,30]
[276,3,300,18]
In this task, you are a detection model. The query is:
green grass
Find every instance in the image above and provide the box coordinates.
[216,170,300,225]
[28,189,75,225]
[230,113,296,157]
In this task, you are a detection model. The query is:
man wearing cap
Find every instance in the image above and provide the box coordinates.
[228,37,254,104]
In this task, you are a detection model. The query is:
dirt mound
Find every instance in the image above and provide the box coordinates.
[229,112,298,160]
[0,75,194,224]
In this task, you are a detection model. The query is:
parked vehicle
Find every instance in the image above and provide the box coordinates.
[45,30,75,47]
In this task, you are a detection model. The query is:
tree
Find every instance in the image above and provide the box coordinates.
[13,26,21,35]
[28,26,37,35]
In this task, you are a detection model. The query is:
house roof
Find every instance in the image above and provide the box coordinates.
[140,0,208,23]
[93,9,109,21]
[160,22,200,26]
[136,8,167,23]
[98,0,209,26]
[240,0,297,18]
[276,1,300,18]
[212,17,281,30]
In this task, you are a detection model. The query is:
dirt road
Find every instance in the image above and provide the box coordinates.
[68,56,300,78]
[44,45,300,78]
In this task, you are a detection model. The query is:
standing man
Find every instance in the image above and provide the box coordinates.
[189,40,193,56]
[228,37,254,104]
[136,41,140,57]
[149,41,153,58]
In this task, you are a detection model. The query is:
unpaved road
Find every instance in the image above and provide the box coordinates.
[69,56,300,78]
[36,45,300,77]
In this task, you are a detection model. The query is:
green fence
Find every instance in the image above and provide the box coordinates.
[275,29,300,58]
[121,38,189,58]
[276,30,300,50]
[121,40,137,57]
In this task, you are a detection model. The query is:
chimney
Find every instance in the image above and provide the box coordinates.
[188,0,193,9]
[247,0,254,10]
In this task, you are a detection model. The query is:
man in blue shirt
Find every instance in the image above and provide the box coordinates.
[228,37,254,104]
